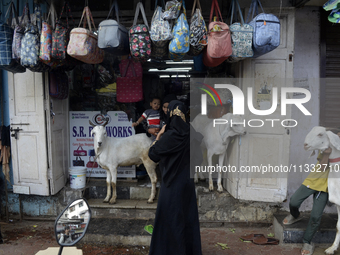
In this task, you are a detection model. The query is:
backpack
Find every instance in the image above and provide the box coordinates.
[129,2,151,62]
[246,0,280,58]
[203,0,232,67]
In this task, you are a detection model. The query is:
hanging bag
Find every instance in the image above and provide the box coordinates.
[227,0,253,62]
[12,3,29,61]
[98,0,129,55]
[188,0,207,56]
[20,3,51,72]
[0,2,26,73]
[246,0,280,58]
[168,0,190,61]
[116,58,143,103]
[203,0,232,67]
[49,70,69,100]
[39,2,62,68]
[129,2,151,62]
[150,0,172,59]
[162,0,182,20]
[67,6,105,64]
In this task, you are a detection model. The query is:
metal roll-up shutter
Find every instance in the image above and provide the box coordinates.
[320,8,340,128]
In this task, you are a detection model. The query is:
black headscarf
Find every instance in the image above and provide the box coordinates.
[160,94,177,124]
[148,100,190,187]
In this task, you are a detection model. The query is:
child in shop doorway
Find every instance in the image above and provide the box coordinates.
[132,97,161,140]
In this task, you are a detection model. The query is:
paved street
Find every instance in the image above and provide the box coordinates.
[0,219,339,255]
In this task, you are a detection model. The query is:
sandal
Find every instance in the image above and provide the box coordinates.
[240,234,265,241]
[283,214,303,225]
[252,236,279,245]
[301,242,315,255]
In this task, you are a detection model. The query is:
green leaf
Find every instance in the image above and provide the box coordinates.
[267,233,275,237]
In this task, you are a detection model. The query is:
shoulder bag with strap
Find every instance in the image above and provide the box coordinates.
[227,0,253,63]
[39,2,63,68]
[246,0,280,58]
[21,3,51,72]
[129,2,151,62]
[203,0,232,67]
[188,0,207,56]
[12,3,29,61]
[98,0,129,55]
[169,0,190,62]
[67,6,105,64]
[150,0,172,60]
[0,2,26,73]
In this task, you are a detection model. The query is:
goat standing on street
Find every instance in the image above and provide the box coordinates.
[89,120,158,204]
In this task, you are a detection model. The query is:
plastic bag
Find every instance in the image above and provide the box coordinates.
[162,0,182,20]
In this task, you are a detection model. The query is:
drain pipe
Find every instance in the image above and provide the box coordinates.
[0,70,9,222]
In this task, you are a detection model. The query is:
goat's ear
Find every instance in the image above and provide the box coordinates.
[326,131,340,151]
[89,120,96,127]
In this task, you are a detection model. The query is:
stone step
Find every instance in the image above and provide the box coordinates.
[85,178,160,201]
[87,198,157,220]
[273,213,338,244]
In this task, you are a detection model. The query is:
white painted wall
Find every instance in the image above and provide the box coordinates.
[284,7,336,213]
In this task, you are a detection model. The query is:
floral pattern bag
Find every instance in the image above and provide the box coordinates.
[129,2,151,62]
[67,6,105,64]
[12,3,29,60]
[39,2,62,68]
[20,3,50,71]
[188,0,207,56]
[168,0,190,61]
[52,1,75,61]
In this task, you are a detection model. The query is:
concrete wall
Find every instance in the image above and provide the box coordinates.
[284,7,336,213]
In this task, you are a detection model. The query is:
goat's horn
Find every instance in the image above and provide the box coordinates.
[103,119,109,127]
[89,120,96,127]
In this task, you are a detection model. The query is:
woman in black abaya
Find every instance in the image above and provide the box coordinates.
[148,100,202,255]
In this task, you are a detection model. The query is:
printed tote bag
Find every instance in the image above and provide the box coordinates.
[203,0,232,67]
[228,0,253,62]
[39,2,63,68]
[129,2,151,62]
[0,2,26,73]
[246,0,280,58]
[188,0,207,56]
[12,3,29,61]
[20,3,50,72]
[98,0,130,55]
[168,0,190,61]
[52,1,75,61]
[150,0,172,59]
[67,6,105,64]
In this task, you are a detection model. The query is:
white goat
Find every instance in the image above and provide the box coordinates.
[89,120,157,204]
[191,113,246,192]
[304,126,340,255]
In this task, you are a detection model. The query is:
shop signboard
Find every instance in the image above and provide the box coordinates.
[69,111,136,178]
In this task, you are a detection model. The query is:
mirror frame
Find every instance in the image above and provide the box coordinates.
[54,198,92,247]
